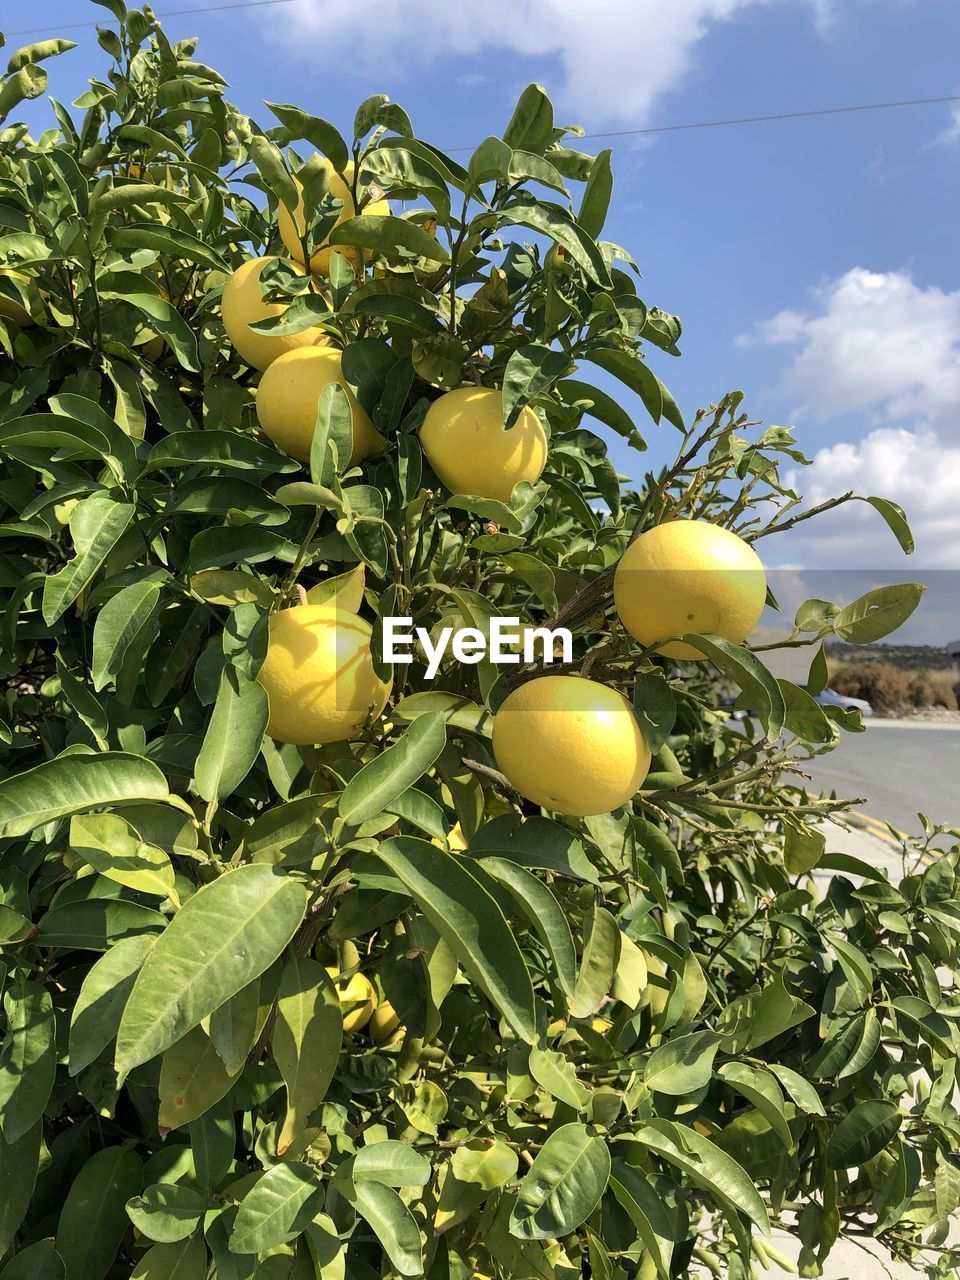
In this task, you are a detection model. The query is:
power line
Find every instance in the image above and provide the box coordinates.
[5,0,298,38]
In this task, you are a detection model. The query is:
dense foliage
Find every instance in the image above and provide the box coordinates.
[1,6,958,1279]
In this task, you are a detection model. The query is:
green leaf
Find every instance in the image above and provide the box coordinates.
[570,906,621,1019]
[0,1122,41,1256]
[230,1162,323,1254]
[635,1119,770,1238]
[584,348,683,429]
[578,148,613,237]
[632,673,677,754]
[0,975,56,1142]
[42,494,135,624]
[208,980,260,1076]
[467,135,511,190]
[435,1140,517,1234]
[130,1239,208,1280]
[502,84,556,155]
[609,1163,674,1280]
[501,344,569,427]
[189,1101,235,1194]
[126,1184,206,1243]
[110,223,226,272]
[115,865,307,1076]
[681,634,786,738]
[158,1026,234,1131]
[0,1239,65,1280]
[71,812,178,903]
[783,820,826,876]
[481,858,577,998]
[7,38,77,72]
[266,103,349,170]
[500,197,610,286]
[833,583,926,644]
[509,1122,610,1240]
[0,751,169,839]
[528,1046,591,1110]
[717,973,815,1053]
[69,935,155,1075]
[348,1181,424,1277]
[353,1141,432,1188]
[193,666,268,804]
[826,1100,902,1170]
[861,495,914,554]
[273,956,343,1154]
[556,379,646,450]
[376,837,536,1043]
[310,381,354,488]
[778,679,833,744]
[644,1031,722,1096]
[92,580,162,691]
[146,431,297,474]
[329,215,449,262]
[718,1062,793,1148]
[101,292,199,371]
[339,714,446,826]
[55,1145,144,1280]
[767,1063,825,1116]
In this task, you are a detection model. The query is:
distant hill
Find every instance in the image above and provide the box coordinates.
[826,642,955,671]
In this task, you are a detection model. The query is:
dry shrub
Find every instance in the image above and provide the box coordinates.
[832,663,959,712]
[832,661,909,714]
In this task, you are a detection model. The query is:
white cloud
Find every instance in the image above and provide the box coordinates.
[744,268,960,570]
[744,268,960,424]
[930,100,960,148]
[280,0,826,127]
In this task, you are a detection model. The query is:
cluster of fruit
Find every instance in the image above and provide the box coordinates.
[219,158,768,820]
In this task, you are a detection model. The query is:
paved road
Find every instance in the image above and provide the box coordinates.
[800,719,960,839]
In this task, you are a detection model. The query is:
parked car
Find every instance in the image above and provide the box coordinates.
[814,687,873,717]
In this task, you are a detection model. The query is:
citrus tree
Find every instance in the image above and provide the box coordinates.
[2,7,959,1279]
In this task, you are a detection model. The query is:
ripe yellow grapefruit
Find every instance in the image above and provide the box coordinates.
[369,1000,402,1044]
[419,387,548,502]
[255,347,386,467]
[325,966,376,1031]
[278,159,389,275]
[256,604,391,745]
[221,256,330,370]
[613,519,766,660]
[492,675,651,817]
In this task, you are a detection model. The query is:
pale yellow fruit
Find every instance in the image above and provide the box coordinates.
[0,269,35,326]
[613,519,766,660]
[256,604,392,745]
[325,967,376,1031]
[492,675,651,818]
[369,1000,402,1044]
[278,159,390,275]
[222,256,330,370]
[419,387,548,502]
[255,347,386,467]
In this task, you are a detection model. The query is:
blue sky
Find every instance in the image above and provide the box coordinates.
[11,0,960,635]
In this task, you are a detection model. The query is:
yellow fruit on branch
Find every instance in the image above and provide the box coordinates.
[613,519,766,660]
[369,1000,402,1044]
[221,255,331,370]
[256,604,392,745]
[324,966,376,1031]
[492,675,651,817]
[278,158,390,276]
[255,346,386,467]
[419,386,548,502]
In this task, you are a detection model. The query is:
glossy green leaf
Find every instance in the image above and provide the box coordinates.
[0,1240,65,1280]
[273,955,343,1154]
[69,934,155,1075]
[570,906,620,1018]
[353,1141,432,1188]
[55,1145,144,1280]
[130,1239,208,1280]
[510,1122,610,1240]
[0,975,56,1142]
[349,1181,424,1277]
[126,1183,207,1243]
[644,1031,722,1096]
[41,495,135,624]
[0,751,169,840]
[193,665,268,804]
[833,583,926,644]
[91,580,162,691]
[158,1026,234,1131]
[376,837,536,1043]
[481,857,576,998]
[115,865,307,1076]
[339,713,446,826]
[0,1122,41,1256]
[827,1100,902,1170]
[229,1162,323,1254]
